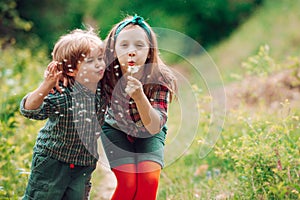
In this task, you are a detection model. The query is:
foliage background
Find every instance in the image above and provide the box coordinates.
[1,0,299,199]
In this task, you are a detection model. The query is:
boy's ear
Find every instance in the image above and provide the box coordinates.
[66,69,78,77]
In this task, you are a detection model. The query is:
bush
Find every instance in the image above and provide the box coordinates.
[215,100,300,199]
[0,44,47,198]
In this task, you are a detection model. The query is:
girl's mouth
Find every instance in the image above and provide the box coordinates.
[128,61,135,66]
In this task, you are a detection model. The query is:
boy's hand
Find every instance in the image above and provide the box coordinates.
[44,61,62,93]
[45,61,68,93]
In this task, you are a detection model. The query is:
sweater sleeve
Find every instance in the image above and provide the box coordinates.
[150,85,170,129]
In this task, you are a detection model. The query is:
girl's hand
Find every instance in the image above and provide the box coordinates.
[43,61,62,92]
[125,76,143,99]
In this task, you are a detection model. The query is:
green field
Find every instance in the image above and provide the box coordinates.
[1,0,300,199]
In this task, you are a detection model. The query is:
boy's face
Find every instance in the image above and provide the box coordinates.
[115,26,150,75]
[75,47,105,85]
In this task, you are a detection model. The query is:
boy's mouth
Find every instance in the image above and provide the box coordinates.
[97,69,104,75]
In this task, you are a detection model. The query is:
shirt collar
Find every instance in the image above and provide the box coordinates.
[71,81,95,96]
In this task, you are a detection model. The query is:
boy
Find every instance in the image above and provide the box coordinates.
[20,28,106,199]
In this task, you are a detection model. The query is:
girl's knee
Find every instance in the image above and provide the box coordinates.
[139,172,160,186]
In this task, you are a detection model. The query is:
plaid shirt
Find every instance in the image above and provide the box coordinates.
[20,82,106,166]
[105,83,169,137]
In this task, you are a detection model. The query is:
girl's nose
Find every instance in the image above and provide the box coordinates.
[128,51,136,57]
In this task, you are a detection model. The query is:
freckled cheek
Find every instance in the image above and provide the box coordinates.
[116,54,128,65]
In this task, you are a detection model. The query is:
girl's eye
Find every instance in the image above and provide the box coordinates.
[136,43,147,49]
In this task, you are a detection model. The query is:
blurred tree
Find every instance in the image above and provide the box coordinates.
[1,0,263,52]
[90,0,263,49]
[184,0,263,47]
[16,0,86,52]
[0,0,33,48]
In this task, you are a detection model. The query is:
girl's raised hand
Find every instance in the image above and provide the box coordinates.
[125,76,143,99]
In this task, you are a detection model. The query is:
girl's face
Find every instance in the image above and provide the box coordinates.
[75,47,105,86]
[114,26,150,75]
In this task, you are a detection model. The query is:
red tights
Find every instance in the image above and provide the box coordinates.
[111,161,161,200]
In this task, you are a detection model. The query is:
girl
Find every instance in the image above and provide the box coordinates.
[20,28,107,199]
[100,15,177,200]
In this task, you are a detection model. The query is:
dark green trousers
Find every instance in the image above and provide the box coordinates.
[22,152,96,200]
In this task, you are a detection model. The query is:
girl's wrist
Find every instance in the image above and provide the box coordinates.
[132,89,147,103]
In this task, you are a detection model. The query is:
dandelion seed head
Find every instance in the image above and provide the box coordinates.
[85,118,92,122]
[95,132,100,136]
[118,112,123,118]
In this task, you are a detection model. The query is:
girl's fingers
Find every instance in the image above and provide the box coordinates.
[127,76,138,82]
[127,76,142,86]
[126,76,143,97]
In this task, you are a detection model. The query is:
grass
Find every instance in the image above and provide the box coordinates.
[88,0,300,199]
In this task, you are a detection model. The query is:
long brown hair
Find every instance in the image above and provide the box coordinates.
[102,16,177,102]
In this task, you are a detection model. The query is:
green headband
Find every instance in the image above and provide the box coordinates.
[114,15,151,39]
